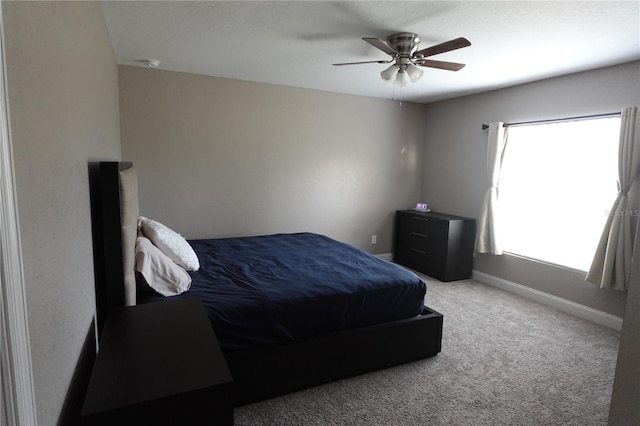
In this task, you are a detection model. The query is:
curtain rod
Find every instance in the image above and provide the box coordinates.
[481,111,621,130]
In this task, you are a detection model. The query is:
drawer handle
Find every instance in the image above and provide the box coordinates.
[413,218,430,222]
[411,232,428,238]
[411,248,427,255]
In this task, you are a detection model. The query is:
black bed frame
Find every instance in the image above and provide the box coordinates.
[90,161,443,405]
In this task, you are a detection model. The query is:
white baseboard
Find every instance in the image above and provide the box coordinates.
[472,270,623,331]
[375,253,393,262]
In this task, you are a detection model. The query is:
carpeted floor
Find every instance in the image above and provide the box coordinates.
[234,277,620,426]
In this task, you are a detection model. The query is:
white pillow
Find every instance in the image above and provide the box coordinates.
[138,216,200,271]
[135,237,191,296]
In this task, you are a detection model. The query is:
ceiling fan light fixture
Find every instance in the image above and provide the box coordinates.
[380,64,398,82]
[394,69,409,87]
[406,63,424,83]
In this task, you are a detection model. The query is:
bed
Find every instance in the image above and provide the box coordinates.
[90,161,443,405]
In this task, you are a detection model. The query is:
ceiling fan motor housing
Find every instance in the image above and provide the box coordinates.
[386,32,421,56]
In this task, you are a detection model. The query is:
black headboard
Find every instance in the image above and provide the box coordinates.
[89,161,132,338]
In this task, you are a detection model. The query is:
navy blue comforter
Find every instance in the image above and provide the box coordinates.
[144,233,426,351]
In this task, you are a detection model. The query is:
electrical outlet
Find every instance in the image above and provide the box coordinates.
[371,235,377,245]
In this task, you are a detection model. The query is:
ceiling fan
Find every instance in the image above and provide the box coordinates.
[333,33,471,87]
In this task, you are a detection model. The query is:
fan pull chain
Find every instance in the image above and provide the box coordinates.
[392,83,403,106]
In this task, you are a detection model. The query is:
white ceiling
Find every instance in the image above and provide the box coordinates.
[101,1,640,104]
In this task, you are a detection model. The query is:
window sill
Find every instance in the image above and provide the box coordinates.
[501,251,589,276]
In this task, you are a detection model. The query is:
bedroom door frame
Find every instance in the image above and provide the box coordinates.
[0,2,38,425]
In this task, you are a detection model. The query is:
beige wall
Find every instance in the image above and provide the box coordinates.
[3,1,121,423]
[119,66,426,253]
[420,61,640,317]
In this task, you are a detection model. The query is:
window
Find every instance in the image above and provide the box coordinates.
[498,117,620,271]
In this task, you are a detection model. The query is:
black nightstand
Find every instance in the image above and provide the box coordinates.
[394,210,476,281]
[81,298,233,425]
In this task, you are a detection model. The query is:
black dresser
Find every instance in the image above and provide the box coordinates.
[394,210,476,282]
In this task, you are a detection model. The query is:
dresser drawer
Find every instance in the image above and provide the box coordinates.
[402,215,448,239]
[396,247,445,278]
[405,231,447,256]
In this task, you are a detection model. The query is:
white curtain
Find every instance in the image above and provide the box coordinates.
[475,122,508,254]
[586,107,640,291]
